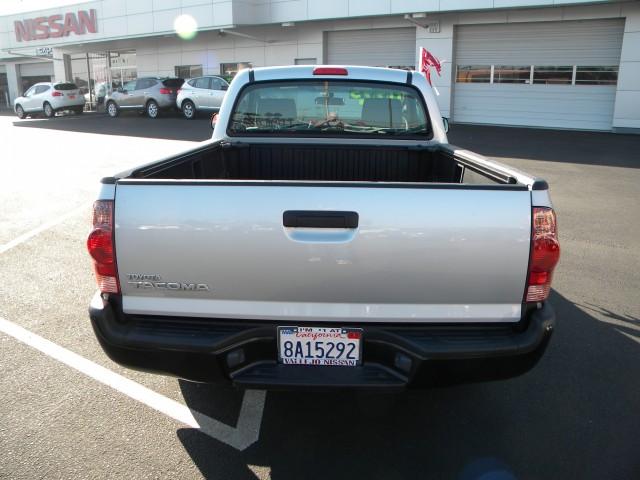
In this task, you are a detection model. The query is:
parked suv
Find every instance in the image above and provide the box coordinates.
[176,75,229,119]
[105,77,184,118]
[14,82,85,119]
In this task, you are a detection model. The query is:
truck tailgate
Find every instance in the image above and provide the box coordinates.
[114,183,531,323]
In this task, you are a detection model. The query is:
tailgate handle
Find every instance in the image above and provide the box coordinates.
[283,211,359,229]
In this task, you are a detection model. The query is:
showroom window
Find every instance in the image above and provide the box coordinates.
[20,75,50,93]
[533,66,573,84]
[575,66,618,85]
[109,50,136,92]
[220,62,253,80]
[456,64,618,86]
[493,66,531,84]
[0,72,9,107]
[455,65,491,83]
[175,65,203,79]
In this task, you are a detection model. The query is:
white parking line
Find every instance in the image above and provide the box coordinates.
[0,205,89,255]
[0,316,266,451]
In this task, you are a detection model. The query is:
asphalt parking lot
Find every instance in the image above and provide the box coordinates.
[0,111,639,479]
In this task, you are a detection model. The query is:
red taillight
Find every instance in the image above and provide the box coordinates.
[159,88,172,94]
[313,67,348,76]
[87,200,119,294]
[52,91,63,96]
[525,207,560,302]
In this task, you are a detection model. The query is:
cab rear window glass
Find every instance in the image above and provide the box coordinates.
[229,80,431,138]
[55,83,78,90]
[162,78,184,88]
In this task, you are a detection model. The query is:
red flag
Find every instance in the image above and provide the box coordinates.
[419,47,442,86]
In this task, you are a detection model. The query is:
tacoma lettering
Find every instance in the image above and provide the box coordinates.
[127,281,210,291]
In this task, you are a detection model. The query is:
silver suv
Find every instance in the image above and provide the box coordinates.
[176,76,228,119]
[105,77,184,118]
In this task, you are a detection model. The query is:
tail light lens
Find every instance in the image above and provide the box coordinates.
[52,91,63,97]
[525,207,560,302]
[159,88,173,94]
[87,200,119,294]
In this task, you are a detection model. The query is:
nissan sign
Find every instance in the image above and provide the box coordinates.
[14,10,98,42]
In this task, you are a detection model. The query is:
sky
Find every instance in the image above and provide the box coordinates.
[0,0,88,16]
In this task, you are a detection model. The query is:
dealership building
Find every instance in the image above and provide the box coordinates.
[0,0,638,132]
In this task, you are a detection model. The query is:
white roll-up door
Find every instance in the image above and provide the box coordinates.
[19,62,54,77]
[453,19,625,131]
[326,28,416,69]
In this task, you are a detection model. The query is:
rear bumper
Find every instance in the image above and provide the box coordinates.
[51,98,85,109]
[89,293,554,389]
[154,96,178,109]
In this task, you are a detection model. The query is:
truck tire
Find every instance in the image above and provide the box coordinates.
[107,101,119,118]
[43,102,54,118]
[146,100,159,119]
[182,100,196,120]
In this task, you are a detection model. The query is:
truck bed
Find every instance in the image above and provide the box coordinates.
[118,142,513,185]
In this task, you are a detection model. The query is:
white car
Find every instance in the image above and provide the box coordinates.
[14,82,85,119]
[176,75,228,119]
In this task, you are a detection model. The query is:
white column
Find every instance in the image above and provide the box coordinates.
[5,62,20,104]
[52,48,68,83]
[613,3,640,132]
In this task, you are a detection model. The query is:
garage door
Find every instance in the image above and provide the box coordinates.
[453,19,624,131]
[326,28,416,69]
[19,62,54,77]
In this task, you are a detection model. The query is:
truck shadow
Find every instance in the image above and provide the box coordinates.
[448,124,640,169]
[175,290,640,479]
[10,111,212,142]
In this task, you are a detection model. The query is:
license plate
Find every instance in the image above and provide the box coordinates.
[68,95,75,99]
[278,326,362,366]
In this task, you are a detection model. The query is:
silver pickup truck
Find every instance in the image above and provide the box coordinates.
[88,65,560,389]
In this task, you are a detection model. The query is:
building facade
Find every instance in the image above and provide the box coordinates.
[0,0,638,132]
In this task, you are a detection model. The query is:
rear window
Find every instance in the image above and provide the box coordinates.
[162,78,184,88]
[228,80,430,138]
[54,83,78,90]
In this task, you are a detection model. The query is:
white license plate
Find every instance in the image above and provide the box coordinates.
[278,326,362,366]
[68,95,75,99]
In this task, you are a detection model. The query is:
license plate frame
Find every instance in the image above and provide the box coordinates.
[277,326,363,367]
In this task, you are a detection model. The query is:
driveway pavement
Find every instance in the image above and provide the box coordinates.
[0,113,638,479]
